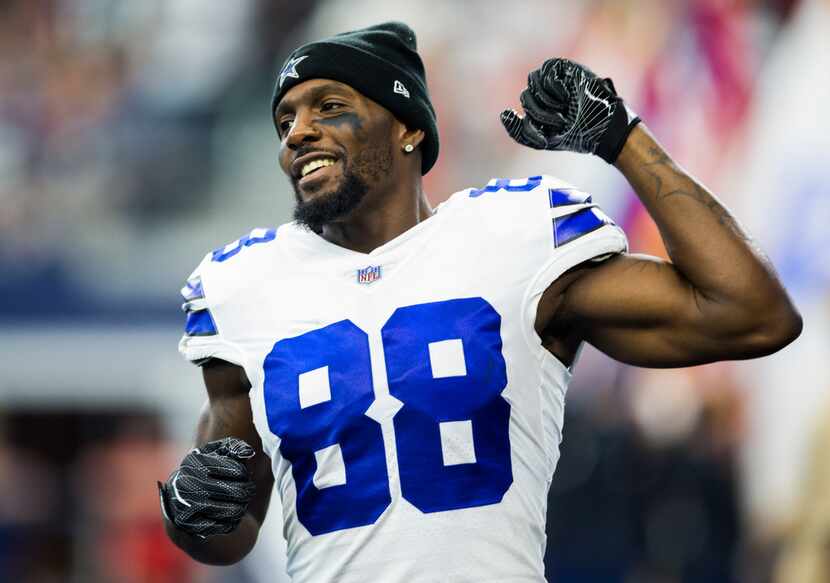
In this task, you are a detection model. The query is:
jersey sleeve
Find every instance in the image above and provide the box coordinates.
[177,253,246,367]
[521,175,628,339]
[466,175,628,345]
[528,175,628,292]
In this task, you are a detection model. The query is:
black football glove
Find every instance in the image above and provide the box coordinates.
[500,57,640,163]
[158,437,256,538]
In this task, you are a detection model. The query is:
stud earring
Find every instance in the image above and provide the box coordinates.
[403,144,414,153]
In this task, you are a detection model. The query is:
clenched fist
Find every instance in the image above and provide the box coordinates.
[501,57,640,163]
[158,437,257,538]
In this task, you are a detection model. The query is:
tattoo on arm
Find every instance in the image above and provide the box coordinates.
[640,147,749,240]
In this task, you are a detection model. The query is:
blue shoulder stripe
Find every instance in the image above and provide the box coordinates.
[548,188,592,207]
[184,309,218,336]
[553,208,610,247]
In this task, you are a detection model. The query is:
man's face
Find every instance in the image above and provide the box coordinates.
[275,79,398,231]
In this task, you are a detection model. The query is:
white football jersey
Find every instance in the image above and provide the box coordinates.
[178,175,627,583]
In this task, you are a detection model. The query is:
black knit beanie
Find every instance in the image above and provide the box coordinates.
[271,21,439,175]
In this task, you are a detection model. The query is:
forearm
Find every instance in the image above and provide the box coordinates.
[164,512,260,566]
[162,362,274,565]
[615,124,800,334]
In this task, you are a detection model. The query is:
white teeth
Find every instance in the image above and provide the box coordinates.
[301,158,335,178]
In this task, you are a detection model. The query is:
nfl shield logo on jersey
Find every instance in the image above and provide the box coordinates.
[356,265,382,284]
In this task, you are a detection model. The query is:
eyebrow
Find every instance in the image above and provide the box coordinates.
[274,83,355,120]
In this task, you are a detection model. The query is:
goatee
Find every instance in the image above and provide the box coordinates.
[293,171,368,233]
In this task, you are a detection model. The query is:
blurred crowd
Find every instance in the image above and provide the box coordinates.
[0,0,316,321]
[1,0,829,582]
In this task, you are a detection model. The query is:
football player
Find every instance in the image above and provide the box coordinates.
[158,22,801,582]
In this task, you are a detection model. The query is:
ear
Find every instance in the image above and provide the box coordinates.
[397,124,425,150]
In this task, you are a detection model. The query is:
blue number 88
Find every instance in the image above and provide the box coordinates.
[263,297,512,535]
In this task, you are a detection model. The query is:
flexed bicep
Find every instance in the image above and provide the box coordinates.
[555,253,792,368]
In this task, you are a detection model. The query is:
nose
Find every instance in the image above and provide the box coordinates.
[285,110,321,151]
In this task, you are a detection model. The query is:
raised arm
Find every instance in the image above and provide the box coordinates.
[502,58,801,367]
[548,125,801,367]
[160,359,274,565]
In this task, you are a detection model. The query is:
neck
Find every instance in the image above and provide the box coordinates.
[321,179,432,254]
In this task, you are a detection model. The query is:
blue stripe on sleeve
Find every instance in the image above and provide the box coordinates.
[181,279,204,302]
[548,188,592,208]
[185,309,218,336]
[553,208,608,247]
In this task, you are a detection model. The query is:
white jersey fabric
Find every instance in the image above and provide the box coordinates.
[178,175,627,583]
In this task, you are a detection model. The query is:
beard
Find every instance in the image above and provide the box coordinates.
[293,170,369,233]
[292,143,392,232]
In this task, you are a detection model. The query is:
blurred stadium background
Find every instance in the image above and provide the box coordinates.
[1,0,828,581]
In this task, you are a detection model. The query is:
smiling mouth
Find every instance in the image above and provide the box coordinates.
[298,159,340,188]
[300,157,336,178]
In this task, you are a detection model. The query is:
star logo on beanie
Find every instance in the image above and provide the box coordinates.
[278,55,309,89]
